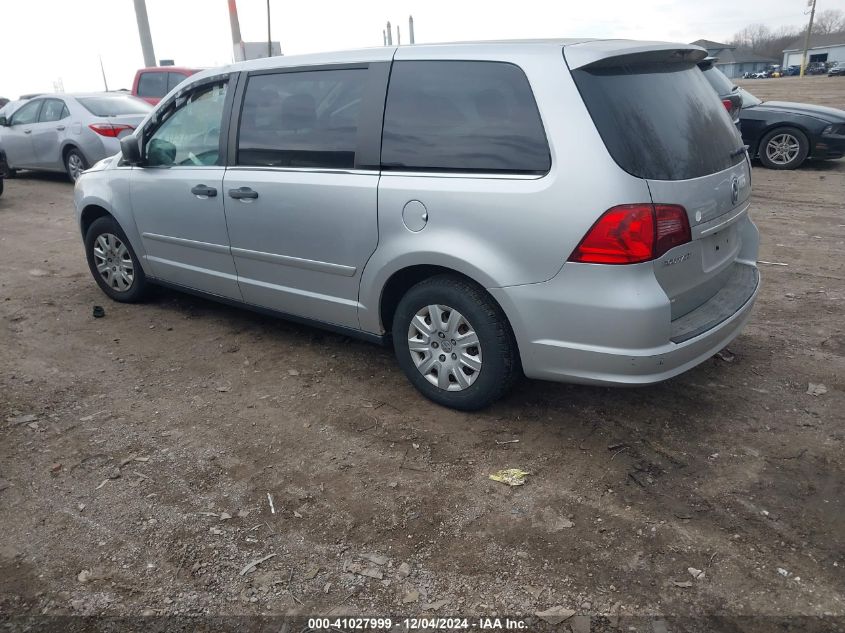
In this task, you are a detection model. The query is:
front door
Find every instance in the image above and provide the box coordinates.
[223,65,385,329]
[130,77,241,300]
[2,99,42,168]
[31,98,69,169]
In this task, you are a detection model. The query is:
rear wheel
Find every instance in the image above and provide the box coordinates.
[759,127,809,169]
[84,216,147,303]
[392,274,520,410]
[65,148,87,182]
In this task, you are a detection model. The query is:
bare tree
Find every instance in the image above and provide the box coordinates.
[813,9,845,35]
[726,11,844,62]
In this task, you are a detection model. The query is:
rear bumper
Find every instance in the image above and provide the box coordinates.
[490,262,759,386]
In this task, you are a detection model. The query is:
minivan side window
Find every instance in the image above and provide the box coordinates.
[39,99,69,123]
[145,81,228,167]
[381,61,551,174]
[138,72,168,99]
[237,68,366,169]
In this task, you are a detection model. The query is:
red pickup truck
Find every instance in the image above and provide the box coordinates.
[131,67,200,105]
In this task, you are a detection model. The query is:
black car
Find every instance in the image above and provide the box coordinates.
[737,88,845,169]
[0,148,8,197]
[697,58,741,128]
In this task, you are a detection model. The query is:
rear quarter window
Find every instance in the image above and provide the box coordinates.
[381,61,550,174]
[571,60,744,180]
[137,72,168,98]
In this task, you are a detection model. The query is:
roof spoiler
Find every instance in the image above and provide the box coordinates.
[564,40,707,71]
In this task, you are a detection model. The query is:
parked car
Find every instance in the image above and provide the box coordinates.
[0,93,151,181]
[806,62,828,75]
[698,57,742,128]
[786,65,802,76]
[736,87,845,169]
[829,62,845,77]
[0,148,8,196]
[132,67,199,105]
[75,39,760,410]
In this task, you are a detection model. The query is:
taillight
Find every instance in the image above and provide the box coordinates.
[721,99,733,112]
[88,123,134,138]
[568,204,691,265]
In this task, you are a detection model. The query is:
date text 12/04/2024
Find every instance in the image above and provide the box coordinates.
[307,618,530,630]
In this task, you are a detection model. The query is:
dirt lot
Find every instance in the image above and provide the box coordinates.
[736,74,845,108]
[1,77,844,631]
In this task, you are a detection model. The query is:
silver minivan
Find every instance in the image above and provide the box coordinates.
[74,39,760,410]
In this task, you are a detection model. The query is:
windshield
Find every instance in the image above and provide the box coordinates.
[77,96,152,117]
[571,60,743,180]
[739,88,762,108]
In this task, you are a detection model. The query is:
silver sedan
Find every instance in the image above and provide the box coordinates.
[0,93,151,181]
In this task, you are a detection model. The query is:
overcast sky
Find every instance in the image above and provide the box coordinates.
[1,0,813,99]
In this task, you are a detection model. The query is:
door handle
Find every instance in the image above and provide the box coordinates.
[56,125,66,131]
[191,184,217,198]
[228,187,258,200]
[23,129,32,134]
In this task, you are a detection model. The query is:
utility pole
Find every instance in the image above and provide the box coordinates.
[227,0,245,62]
[800,0,817,77]
[266,0,272,58]
[397,25,401,45]
[133,0,156,67]
[386,21,393,45]
[409,15,415,44]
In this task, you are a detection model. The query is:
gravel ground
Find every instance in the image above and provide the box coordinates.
[1,76,843,632]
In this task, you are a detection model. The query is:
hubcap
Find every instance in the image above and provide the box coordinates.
[407,304,482,391]
[93,233,134,292]
[67,154,84,181]
[766,133,800,165]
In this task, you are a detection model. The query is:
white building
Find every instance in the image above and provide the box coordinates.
[782,33,845,68]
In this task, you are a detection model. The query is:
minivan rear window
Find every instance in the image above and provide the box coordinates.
[381,61,550,174]
[571,61,744,180]
[701,65,736,96]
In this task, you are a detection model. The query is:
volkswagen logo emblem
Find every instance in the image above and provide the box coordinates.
[731,177,740,205]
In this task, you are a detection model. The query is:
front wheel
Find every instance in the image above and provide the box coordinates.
[84,216,148,303]
[392,275,520,410]
[758,127,809,169]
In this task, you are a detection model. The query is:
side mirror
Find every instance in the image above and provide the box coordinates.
[120,134,142,165]
[0,116,9,127]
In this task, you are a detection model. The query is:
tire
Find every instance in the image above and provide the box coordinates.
[64,148,88,182]
[0,178,3,197]
[392,274,520,411]
[84,216,148,303]
[758,127,809,170]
